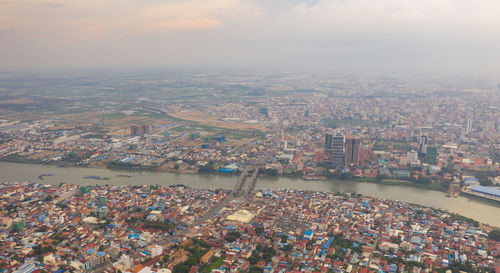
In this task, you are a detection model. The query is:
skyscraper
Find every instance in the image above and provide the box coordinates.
[332,134,345,168]
[344,136,360,167]
[325,134,333,151]
[130,124,141,136]
[142,124,151,135]
[466,118,473,133]
[418,135,428,157]
[425,146,438,165]
[130,124,151,136]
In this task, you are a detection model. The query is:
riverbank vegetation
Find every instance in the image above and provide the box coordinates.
[106,161,157,172]
[473,169,499,186]
[489,229,500,241]
[1,156,451,193]
[325,171,449,192]
[1,154,44,164]
[198,163,217,174]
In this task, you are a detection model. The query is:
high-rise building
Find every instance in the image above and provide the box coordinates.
[130,124,151,136]
[425,146,438,165]
[344,136,360,167]
[418,135,428,157]
[142,124,151,135]
[332,134,345,168]
[407,150,419,164]
[325,134,333,151]
[466,118,473,133]
[325,133,333,163]
[130,124,140,136]
[259,107,269,117]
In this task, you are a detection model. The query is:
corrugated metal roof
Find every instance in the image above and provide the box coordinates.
[470,185,500,198]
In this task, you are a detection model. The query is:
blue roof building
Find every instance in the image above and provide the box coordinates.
[470,185,500,198]
[304,230,313,240]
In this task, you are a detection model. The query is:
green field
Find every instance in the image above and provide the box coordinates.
[373,141,411,151]
[167,118,264,140]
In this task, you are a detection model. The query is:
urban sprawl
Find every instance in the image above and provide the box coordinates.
[0,72,499,272]
[1,183,499,273]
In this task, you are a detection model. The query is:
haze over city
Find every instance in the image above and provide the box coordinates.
[1,1,500,273]
[1,0,500,73]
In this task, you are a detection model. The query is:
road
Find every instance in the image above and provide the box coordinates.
[90,120,283,272]
[245,168,259,194]
[91,166,253,272]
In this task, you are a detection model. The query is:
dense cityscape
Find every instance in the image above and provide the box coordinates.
[1,73,499,195]
[0,72,499,272]
[3,0,500,271]
[1,183,499,273]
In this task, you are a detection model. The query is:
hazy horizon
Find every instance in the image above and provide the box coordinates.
[1,0,500,74]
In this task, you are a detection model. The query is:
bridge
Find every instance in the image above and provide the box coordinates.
[245,168,259,194]
[90,165,259,273]
[232,166,249,194]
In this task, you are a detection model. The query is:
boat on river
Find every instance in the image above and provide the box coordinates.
[83,175,110,180]
[38,174,53,180]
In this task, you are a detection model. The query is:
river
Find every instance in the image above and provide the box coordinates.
[0,162,499,227]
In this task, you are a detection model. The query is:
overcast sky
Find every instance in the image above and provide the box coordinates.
[1,0,500,73]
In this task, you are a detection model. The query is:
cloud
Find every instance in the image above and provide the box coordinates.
[4,0,499,39]
[1,0,500,71]
[265,0,500,34]
[0,0,236,39]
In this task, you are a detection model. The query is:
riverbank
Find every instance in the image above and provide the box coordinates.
[1,161,499,227]
[0,161,453,203]
[1,157,449,192]
[353,177,447,192]
[258,172,449,192]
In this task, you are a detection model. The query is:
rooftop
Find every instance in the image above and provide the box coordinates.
[470,185,500,198]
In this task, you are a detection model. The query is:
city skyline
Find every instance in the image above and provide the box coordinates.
[1,0,500,272]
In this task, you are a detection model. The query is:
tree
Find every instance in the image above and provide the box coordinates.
[489,229,500,241]
[254,226,264,236]
[440,179,451,190]
[446,261,475,272]
[327,171,353,180]
[280,244,293,252]
[248,266,264,273]
[198,164,216,174]
[260,168,278,176]
[173,264,190,273]
[162,255,170,264]
[478,176,493,186]
[278,159,289,165]
[261,247,276,262]
[225,231,241,242]
[306,239,316,248]
[475,170,499,187]
[249,252,260,264]
[416,175,431,185]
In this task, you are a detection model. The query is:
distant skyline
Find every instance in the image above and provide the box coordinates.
[1,0,500,73]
